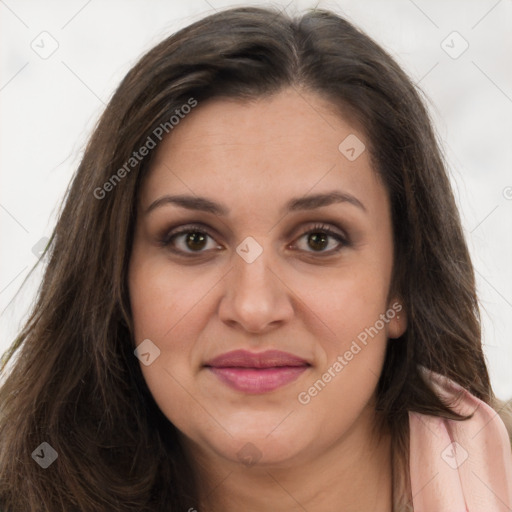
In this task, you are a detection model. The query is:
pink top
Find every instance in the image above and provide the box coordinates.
[409,369,512,511]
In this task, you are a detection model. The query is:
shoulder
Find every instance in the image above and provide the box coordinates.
[408,367,512,510]
[493,396,512,446]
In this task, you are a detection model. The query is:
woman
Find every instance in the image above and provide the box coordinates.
[1,6,511,511]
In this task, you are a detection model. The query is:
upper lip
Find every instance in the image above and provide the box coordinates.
[204,349,311,368]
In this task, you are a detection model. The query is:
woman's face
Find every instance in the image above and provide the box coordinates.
[128,87,406,469]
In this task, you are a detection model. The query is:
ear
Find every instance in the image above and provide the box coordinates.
[386,298,407,339]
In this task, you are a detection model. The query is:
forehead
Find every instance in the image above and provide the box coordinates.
[141,88,384,216]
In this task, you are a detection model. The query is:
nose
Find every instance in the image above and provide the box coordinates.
[218,241,294,334]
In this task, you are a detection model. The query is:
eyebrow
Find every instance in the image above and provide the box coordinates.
[145,191,366,216]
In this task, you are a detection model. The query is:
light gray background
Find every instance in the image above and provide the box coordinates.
[1,0,511,398]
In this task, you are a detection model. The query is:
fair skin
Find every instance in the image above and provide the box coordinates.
[128,87,407,512]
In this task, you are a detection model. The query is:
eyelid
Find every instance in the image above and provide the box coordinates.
[294,223,347,241]
[160,222,219,245]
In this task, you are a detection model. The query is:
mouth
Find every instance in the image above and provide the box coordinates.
[204,349,311,394]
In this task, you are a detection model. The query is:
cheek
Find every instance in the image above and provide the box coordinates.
[297,258,391,345]
[128,254,221,431]
[306,281,390,378]
[295,288,390,438]
[294,253,392,406]
[129,254,215,341]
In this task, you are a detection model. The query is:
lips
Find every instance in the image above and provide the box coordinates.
[204,349,310,368]
[204,349,310,393]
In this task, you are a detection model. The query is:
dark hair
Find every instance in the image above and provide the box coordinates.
[0,6,505,511]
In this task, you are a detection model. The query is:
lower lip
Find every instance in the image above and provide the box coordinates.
[207,366,309,393]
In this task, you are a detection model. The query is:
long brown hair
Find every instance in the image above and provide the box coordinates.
[0,6,504,511]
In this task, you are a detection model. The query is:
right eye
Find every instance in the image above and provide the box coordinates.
[160,224,222,256]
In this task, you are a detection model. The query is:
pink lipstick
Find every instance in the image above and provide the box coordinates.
[204,349,310,393]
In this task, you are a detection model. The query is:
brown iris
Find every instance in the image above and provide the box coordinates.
[186,232,208,251]
[308,232,328,251]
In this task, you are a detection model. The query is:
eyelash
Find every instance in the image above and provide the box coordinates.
[159,222,349,257]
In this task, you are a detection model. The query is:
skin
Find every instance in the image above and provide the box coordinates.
[128,87,407,512]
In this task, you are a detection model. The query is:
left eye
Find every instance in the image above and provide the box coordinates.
[161,223,348,256]
[292,224,348,254]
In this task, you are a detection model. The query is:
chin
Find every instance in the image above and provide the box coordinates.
[207,424,312,470]
[220,439,302,469]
